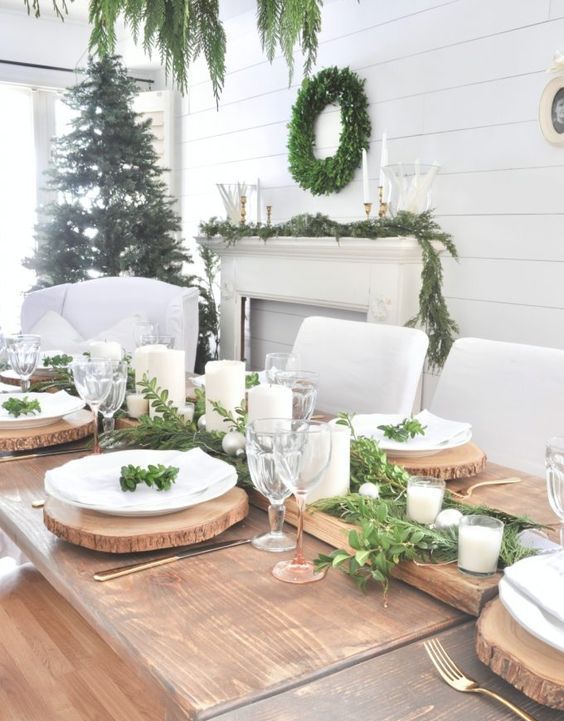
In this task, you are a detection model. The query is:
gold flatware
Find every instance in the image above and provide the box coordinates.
[0,447,89,464]
[93,537,252,582]
[450,476,521,500]
[424,638,539,721]
[31,500,45,509]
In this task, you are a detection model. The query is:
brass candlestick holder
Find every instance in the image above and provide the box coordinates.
[266,205,272,226]
[239,195,247,225]
[363,202,372,219]
[378,185,389,218]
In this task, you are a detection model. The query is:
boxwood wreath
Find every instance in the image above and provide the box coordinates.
[200,210,459,370]
[288,66,371,195]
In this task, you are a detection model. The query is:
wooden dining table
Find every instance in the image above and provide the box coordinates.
[0,450,561,721]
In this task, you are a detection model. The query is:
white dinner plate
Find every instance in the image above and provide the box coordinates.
[0,392,85,430]
[498,576,564,654]
[383,429,473,458]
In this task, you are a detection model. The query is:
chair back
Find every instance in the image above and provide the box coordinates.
[291,316,428,415]
[430,337,564,476]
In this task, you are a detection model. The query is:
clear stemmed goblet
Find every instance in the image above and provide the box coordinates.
[5,334,41,392]
[71,359,113,454]
[546,436,564,547]
[99,360,128,433]
[246,419,296,553]
[273,370,319,420]
[264,352,301,384]
[271,420,332,583]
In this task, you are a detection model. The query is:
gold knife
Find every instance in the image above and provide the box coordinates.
[93,537,252,582]
[0,447,90,464]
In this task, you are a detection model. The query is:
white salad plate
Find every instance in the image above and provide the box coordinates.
[382,430,473,458]
[0,392,85,430]
[498,576,564,654]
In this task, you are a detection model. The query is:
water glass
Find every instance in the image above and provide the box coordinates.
[139,334,175,349]
[71,359,113,453]
[134,321,158,347]
[99,360,128,433]
[273,370,319,420]
[546,437,564,547]
[264,352,301,383]
[6,334,41,392]
[246,419,296,553]
[457,515,504,577]
[271,420,332,583]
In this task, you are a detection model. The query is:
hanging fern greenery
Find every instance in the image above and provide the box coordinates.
[24,0,324,102]
[288,66,371,195]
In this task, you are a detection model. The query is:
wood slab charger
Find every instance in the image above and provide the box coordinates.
[43,486,249,553]
[476,598,564,710]
[0,410,94,451]
[0,369,55,387]
[392,442,487,480]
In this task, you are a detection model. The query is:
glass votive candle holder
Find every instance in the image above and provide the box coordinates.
[178,402,195,422]
[457,514,504,577]
[406,476,445,525]
[126,393,149,419]
[139,334,176,349]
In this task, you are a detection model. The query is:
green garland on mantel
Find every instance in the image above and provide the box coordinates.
[200,210,459,370]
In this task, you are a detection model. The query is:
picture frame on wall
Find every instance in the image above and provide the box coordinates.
[539,76,564,144]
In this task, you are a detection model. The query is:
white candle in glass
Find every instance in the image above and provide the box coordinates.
[458,515,504,576]
[247,384,292,424]
[205,360,246,431]
[308,424,351,503]
[406,476,445,524]
[362,148,370,203]
[178,403,195,422]
[147,349,186,417]
[88,340,123,361]
[134,344,167,388]
[379,130,388,187]
[126,393,149,419]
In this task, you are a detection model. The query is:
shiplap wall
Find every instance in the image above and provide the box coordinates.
[177,0,564,399]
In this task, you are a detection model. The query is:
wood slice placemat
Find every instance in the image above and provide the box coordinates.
[44,487,249,553]
[476,598,564,710]
[0,410,94,452]
[392,442,487,480]
[0,369,55,387]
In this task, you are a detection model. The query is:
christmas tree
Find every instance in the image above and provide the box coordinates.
[26,55,216,370]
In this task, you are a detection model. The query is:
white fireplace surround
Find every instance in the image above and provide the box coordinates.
[197,235,436,363]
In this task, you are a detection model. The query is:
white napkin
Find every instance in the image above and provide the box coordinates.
[0,390,84,420]
[352,409,471,449]
[45,448,237,510]
[503,551,564,625]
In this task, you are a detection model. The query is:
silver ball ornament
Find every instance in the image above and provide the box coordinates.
[434,509,463,529]
[222,430,246,456]
[358,482,380,499]
[197,415,207,431]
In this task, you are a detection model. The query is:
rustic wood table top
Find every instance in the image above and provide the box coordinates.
[0,453,559,720]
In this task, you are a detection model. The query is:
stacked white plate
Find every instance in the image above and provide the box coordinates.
[499,551,564,654]
[0,391,85,430]
[352,409,472,458]
[44,448,238,517]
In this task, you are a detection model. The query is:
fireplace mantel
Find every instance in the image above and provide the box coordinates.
[197,235,433,360]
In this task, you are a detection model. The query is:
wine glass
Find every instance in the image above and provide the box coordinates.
[134,321,158,347]
[271,420,332,583]
[273,370,319,420]
[246,419,296,553]
[264,352,301,383]
[99,360,128,433]
[5,334,41,392]
[546,437,564,547]
[71,359,113,454]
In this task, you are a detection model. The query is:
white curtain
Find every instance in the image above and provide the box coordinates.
[0,85,36,334]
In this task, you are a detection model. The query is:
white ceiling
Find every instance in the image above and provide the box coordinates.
[0,0,91,22]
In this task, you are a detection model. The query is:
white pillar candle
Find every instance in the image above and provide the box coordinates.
[247,384,292,424]
[362,148,370,203]
[147,349,186,417]
[458,518,503,575]
[406,479,444,525]
[205,360,246,432]
[88,340,123,361]
[134,344,167,388]
[126,393,149,419]
[379,130,388,187]
[308,425,351,503]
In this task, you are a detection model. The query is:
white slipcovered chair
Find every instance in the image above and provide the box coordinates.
[291,317,429,415]
[430,337,564,476]
[21,277,199,371]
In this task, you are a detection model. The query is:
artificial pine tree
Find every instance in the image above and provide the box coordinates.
[26,55,216,370]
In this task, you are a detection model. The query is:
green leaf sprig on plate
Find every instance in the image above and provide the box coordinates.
[119,464,179,493]
[42,353,73,369]
[2,396,42,418]
[377,417,426,443]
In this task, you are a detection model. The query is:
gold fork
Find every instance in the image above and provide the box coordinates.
[423,638,539,721]
[449,476,521,500]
